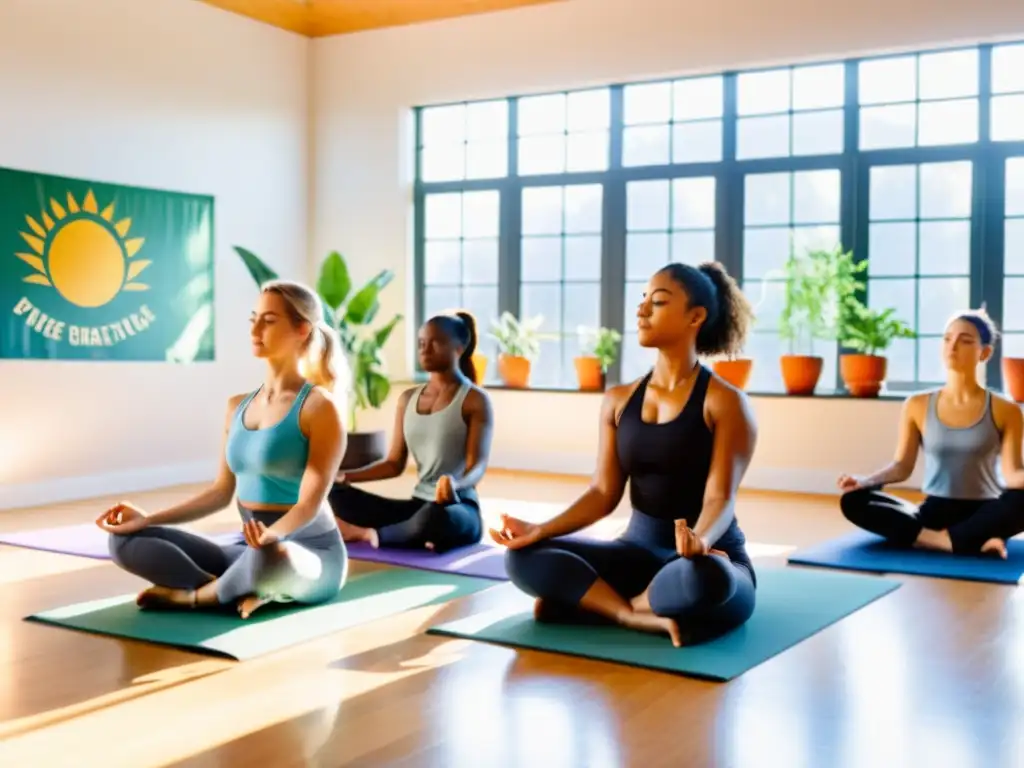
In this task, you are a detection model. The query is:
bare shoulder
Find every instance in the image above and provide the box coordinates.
[225,391,250,418]
[706,375,754,423]
[303,386,343,425]
[902,391,931,422]
[990,391,1022,427]
[605,378,643,424]
[463,383,494,415]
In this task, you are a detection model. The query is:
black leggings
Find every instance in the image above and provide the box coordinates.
[505,531,756,645]
[841,487,1024,553]
[328,484,483,553]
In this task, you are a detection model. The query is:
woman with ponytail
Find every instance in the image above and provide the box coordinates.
[96,279,349,619]
[492,262,759,647]
[330,310,494,553]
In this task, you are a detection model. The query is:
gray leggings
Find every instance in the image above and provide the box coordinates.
[108,505,348,606]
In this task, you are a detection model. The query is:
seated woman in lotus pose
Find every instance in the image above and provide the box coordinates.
[837,309,1024,558]
[492,262,758,647]
[330,310,494,554]
[96,280,348,619]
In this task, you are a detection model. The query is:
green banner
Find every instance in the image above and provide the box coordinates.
[0,167,214,361]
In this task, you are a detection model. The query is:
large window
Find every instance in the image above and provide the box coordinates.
[414,41,1024,393]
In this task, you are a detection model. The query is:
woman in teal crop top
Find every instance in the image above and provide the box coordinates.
[95,280,349,619]
[837,309,1024,557]
[330,310,494,554]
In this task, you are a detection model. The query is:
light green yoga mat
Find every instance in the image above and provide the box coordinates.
[27,569,496,660]
[427,567,900,681]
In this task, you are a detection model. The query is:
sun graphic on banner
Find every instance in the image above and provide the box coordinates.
[15,190,150,308]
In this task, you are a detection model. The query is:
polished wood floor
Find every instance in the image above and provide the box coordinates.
[0,472,1018,767]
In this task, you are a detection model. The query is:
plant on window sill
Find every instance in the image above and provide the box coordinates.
[838,302,915,398]
[575,325,622,392]
[486,311,545,388]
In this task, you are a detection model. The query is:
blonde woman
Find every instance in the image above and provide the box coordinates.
[96,280,349,619]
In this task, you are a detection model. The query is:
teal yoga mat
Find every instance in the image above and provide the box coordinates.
[28,569,496,660]
[427,567,900,681]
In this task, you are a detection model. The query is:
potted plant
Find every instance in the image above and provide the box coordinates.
[575,326,621,391]
[233,247,402,469]
[839,302,915,397]
[488,311,543,388]
[778,244,859,396]
[1004,358,1024,402]
[712,354,754,391]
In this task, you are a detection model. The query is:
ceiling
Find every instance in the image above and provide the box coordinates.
[197,0,563,37]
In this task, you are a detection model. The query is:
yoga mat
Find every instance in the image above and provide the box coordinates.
[427,567,900,681]
[347,541,508,580]
[27,568,496,660]
[787,530,1024,585]
[0,524,239,559]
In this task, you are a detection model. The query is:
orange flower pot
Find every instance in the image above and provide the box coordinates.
[498,353,531,388]
[780,354,823,396]
[470,353,488,385]
[840,354,887,397]
[574,356,605,391]
[712,358,753,390]
[1003,357,1024,402]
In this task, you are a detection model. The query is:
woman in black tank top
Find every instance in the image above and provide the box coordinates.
[491,262,759,646]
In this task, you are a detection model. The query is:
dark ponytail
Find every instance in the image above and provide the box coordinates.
[657,261,753,357]
[428,310,479,382]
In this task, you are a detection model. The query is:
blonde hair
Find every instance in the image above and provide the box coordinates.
[261,279,346,391]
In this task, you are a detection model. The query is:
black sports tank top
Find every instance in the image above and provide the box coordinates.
[615,366,747,559]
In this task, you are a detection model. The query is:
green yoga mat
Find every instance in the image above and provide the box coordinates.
[27,569,496,660]
[427,567,900,681]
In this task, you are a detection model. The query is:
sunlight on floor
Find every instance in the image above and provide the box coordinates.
[0,548,107,586]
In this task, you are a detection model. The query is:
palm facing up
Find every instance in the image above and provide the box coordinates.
[489,513,542,549]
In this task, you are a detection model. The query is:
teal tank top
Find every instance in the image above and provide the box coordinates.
[226,381,313,506]
[921,389,1004,500]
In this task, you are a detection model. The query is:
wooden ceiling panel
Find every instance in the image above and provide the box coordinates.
[198,0,564,37]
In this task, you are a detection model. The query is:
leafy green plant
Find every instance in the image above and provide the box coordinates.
[488,311,544,360]
[779,243,864,355]
[233,247,402,432]
[840,303,915,355]
[577,325,622,372]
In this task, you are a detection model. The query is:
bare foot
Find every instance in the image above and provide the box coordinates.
[619,610,682,647]
[137,586,194,610]
[981,538,1008,559]
[237,594,271,619]
[913,528,953,552]
[335,518,379,547]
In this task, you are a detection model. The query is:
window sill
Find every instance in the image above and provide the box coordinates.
[474,383,908,400]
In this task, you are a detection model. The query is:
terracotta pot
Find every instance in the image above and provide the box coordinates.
[498,353,531,388]
[712,358,753,390]
[1003,357,1024,402]
[840,354,887,397]
[574,356,605,391]
[340,430,386,471]
[780,354,823,396]
[470,353,488,385]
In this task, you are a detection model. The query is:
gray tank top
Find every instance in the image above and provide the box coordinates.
[403,382,476,502]
[921,389,1003,500]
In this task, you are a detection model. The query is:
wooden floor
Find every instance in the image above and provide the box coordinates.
[0,472,1019,767]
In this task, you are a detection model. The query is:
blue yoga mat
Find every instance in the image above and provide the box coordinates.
[787,530,1024,585]
[427,567,900,681]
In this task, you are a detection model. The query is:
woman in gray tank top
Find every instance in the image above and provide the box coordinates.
[837,310,1024,558]
[328,311,494,553]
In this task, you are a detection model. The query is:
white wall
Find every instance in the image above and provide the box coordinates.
[0,0,310,509]
[310,0,1024,495]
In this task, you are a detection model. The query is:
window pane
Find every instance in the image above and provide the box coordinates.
[466,100,507,140]
[531,339,563,387]
[743,227,792,279]
[918,49,978,100]
[566,89,610,130]
[1003,278,1024,331]
[883,337,916,382]
[746,279,786,331]
[1007,159,1024,216]
[918,337,946,383]
[920,162,972,219]
[671,231,715,266]
[793,169,840,224]
[622,125,670,166]
[520,283,562,334]
[627,180,670,230]
[518,93,565,135]
[868,222,916,276]
[737,69,790,115]
[566,131,608,172]
[793,64,845,110]
[623,282,647,328]
[563,283,601,333]
[860,104,916,150]
[422,104,466,144]
[673,177,716,229]
[462,191,500,238]
[992,95,1024,142]
[518,135,566,175]
[672,121,723,163]
[424,240,461,285]
[918,277,969,334]
[1006,220,1024,274]
[462,239,499,285]
[462,287,499,352]
[564,185,603,234]
[745,173,791,226]
[792,225,841,255]
[521,236,562,281]
[859,56,916,104]
[624,82,672,125]
[424,286,462,320]
[673,76,724,120]
[868,278,916,328]
[522,187,563,235]
[792,110,844,156]
[620,332,653,382]
[421,144,465,182]
[465,141,507,179]
[918,99,978,146]
[626,233,670,280]
[744,332,785,391]
[737,115,790,159]
[918,221,970,275]
[564,236,602,282]
[425,193,463,238]
[869,165,917,221]
[993,43,1024,94]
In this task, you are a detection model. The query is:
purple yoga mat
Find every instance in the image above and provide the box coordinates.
[0,524,239,560]
[346,541,508,580]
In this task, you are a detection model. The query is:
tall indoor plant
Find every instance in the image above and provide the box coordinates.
[839,302,915,397]
[233,247,402,469]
